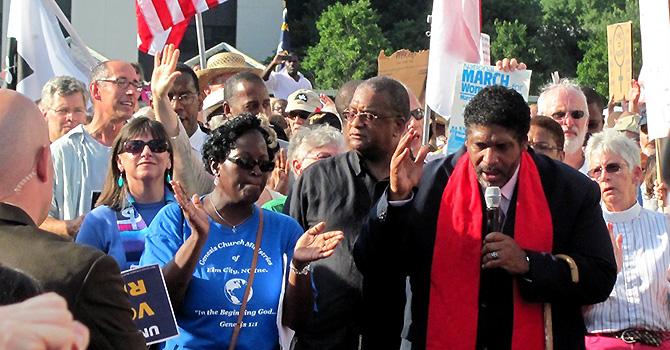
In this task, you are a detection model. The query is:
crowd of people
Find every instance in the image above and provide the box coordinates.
[0,41,668,350]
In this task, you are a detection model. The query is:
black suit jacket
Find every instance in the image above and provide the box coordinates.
[0,203,146,350]
[354,148,617,350]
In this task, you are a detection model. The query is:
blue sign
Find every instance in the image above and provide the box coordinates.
[122,264,179,345]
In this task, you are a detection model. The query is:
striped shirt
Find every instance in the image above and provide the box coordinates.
[584,202,670,332]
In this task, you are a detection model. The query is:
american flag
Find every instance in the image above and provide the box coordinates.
[136,0,228,55]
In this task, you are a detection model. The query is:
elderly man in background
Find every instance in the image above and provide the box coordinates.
[528,115,565,161]
[583,129,670,349]
[287,124,346,177]
[41,60,140,237]
[537,80,590,173]
[39,76,89,143]
[0,89,145,350]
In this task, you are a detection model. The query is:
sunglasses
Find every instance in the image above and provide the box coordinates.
[588,163,624,179]
[551,110,585,121]
[226,157,275,172]
[410,108,424,120]
[122,139,169,154]
[287,111,310,120]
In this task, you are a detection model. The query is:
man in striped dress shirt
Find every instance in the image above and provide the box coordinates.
[584,129,670,349]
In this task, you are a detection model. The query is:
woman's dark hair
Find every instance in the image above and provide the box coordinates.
[0,265,42,305]
[97,117,174,210]
[644,155,657,198]
[464,85,530,143]
[202,113,279,174]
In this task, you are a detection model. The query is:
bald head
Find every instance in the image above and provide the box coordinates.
[0,89,52,223]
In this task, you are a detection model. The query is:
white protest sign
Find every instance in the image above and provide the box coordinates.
[639,0,670,140]
[445,63,532,154]
[479,33,491,66]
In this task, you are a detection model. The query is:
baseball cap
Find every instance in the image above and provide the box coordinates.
[613,113,640,134]
[286,89,321,114]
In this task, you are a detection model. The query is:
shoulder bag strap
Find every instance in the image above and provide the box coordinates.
[228,208,264,350]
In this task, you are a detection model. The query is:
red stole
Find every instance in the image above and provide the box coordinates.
[426,151,553,349]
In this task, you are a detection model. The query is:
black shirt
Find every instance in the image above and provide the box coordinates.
[285,151,396,350]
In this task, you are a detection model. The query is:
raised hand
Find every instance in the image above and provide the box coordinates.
[628,79,641,113]
[171,180,210,238]
[293,222,344,265]
[151,44,181,100]
[268,148,289,195]
[389,129,430,201]
[607,222,623,273]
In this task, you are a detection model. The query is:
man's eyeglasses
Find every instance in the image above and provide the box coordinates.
[167,92,196,104]
[287,110,310,120]
[50,108,86,117]
[410,108,424,120]
[122,139,169,154]
[226,157,275,172]
[97,78,144,92]
[343,109,396,123]
[588,163,625,179]
[529,142,561,153]
[551,110,585,121]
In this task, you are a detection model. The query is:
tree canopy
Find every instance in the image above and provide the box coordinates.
[289,0,642,96]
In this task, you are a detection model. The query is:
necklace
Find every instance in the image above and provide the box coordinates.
[207,195,253,233]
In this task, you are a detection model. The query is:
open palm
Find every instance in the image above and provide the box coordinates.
[293,222,344,263]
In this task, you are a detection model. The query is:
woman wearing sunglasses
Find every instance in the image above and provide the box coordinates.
[75,117,174,270]
[140,114,343,349]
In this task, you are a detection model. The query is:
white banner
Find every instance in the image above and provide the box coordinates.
[639,0,670,140]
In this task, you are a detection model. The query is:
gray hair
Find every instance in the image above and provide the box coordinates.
[39,76,88,110]
[537,78,588,117]
[90,61,111,85]
[288,125,346,164]
[585,128,641,170]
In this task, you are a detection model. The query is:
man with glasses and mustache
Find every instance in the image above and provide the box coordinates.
[285,76,410,350]
[41,60,141,238]
[170,63,207,154]
[537,80,591,174]
[583,129,670,349]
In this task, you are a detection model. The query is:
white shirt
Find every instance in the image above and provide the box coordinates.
[50,125,111,220]
[265,68,312,99]
[499,164,520,216]
[583,202,670,332]
[188,126,208,155]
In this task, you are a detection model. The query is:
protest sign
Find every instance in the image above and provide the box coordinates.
[479,34,491,66]
[377,49,429,103]
[607,21,633,101]
[122,264,179,345]
[445,63,532,154]
[639,0,670,140]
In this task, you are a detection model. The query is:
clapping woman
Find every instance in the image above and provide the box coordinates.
[140,114,343,349]
[76,117,174,270]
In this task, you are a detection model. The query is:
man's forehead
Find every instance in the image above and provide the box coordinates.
[106,61,138,80]
[350,86,388,108]
[172,74,197,92]
[545,88,587,111]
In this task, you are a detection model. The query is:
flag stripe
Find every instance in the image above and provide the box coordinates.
[150,0,175,30]
[205,0,220,9]
[166,0,186,24]
[178,0,197,20]
[137,0,165,33]
[192,0,209,13]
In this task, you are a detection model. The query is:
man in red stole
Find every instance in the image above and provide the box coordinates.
[354,86,617,350]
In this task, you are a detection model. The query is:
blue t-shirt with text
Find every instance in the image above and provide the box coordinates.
[140,203,303,350]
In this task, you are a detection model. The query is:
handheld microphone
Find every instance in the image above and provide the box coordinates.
[484,186,502,233]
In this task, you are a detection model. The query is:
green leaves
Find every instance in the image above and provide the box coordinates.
[302,0,390,89]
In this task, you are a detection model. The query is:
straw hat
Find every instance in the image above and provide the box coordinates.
[196,52,262,92]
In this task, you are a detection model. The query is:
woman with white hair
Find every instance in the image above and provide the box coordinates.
[582,129,670,349]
